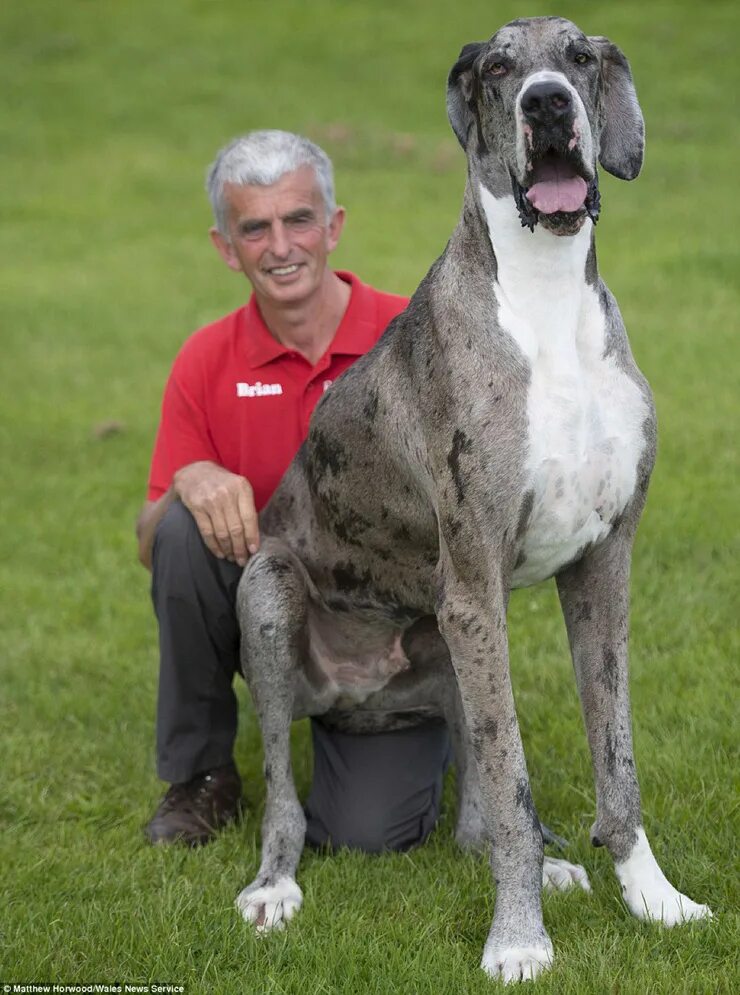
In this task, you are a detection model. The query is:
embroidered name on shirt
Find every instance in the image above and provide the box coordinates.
[236,381,284,397]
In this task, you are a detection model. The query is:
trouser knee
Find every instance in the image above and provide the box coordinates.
[315,809,414,855]
[152,501,201,575]
[304,719,450,854]
[152,500,243,600]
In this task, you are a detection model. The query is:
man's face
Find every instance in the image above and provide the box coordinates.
[210,165,345,307]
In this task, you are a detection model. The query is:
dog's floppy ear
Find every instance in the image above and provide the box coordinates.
[447,42,485,150]
[590,37,645,180]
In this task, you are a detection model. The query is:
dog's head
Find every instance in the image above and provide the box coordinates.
[447,16,644,236]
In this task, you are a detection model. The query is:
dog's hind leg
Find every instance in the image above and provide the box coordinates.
[557,530,712,925]
[401,617,488,852]
[441,671,488,853]
[234,540,309,932]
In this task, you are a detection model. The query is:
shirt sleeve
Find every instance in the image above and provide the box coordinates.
[146,348,219,500]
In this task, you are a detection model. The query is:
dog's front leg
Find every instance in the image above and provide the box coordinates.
[437,566,552,983]
[234,544,308,932]
[557,530,712,925]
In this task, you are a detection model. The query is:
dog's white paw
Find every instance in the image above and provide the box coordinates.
[616,829,712,926]
[481,939,553,983]
[622,877,712,926]
[542,855,591,893]
[235,875,303,933]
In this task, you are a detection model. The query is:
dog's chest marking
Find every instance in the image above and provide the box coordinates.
[480,187,648,587]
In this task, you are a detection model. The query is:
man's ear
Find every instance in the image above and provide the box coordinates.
[326,205,346,253]
[209,227,242,272]
[591,37,645,180]
[447,42,485,150]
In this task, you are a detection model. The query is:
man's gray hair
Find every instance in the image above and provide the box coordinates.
[206,130,336,235]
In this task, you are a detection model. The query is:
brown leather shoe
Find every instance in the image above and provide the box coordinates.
[144,763,243,846]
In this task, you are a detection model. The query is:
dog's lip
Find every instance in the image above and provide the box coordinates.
[524,147,592,181]
[522,144,592,180]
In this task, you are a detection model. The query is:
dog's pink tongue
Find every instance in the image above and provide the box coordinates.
[526,158,588,214]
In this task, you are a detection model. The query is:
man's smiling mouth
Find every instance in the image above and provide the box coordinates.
[267,263,301,276]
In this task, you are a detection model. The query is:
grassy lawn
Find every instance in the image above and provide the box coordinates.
[1,0,737,992]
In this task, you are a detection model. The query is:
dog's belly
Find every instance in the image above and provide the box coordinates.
[295,605,413,715]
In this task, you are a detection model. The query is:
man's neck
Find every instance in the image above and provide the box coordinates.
[255,270,352,367]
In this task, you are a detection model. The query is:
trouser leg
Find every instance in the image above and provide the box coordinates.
[304,718,451,853]
[151,500,243,783]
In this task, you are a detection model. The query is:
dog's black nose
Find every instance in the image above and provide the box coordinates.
[520,82,572,125]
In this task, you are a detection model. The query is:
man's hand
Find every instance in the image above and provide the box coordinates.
[174,461,260,567]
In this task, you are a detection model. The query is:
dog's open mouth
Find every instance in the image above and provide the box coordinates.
[512,148,600,233]
[525,150,588,215]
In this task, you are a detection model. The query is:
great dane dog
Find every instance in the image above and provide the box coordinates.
[234,15,711,983]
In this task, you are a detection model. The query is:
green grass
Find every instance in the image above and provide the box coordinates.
[1,0,738,991]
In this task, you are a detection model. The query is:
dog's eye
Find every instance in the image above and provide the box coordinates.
[487,62,508,77]
[574,52,590,65]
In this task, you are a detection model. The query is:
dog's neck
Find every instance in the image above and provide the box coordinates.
[475,180,596,365]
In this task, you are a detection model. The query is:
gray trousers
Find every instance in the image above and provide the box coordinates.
[151,501,450,853]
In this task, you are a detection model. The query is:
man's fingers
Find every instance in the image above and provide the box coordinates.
[223,496,249,567]
[237,483,260,556]
[190,508,226,560]
[208,504,236,561]
[175,466,257,565]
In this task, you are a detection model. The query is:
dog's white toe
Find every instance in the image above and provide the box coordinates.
[481,940,553,983]
[542,855,591,893]
[235,875,303,933]
[616,828,712,925]
[623,880,712,926]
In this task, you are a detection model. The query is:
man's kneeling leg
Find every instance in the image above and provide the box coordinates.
[304,718,451,853]
[146,501,244,845]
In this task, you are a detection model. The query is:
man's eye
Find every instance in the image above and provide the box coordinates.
[488,62,508,77]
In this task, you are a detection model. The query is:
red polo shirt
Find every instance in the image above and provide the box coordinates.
[147,271,408,510]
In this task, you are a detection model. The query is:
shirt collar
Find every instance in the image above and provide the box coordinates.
[242,271,378,369]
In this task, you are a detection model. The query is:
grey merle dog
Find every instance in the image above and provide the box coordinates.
[234,16,711,983]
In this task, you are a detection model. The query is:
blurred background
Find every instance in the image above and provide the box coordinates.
[1,1,737,989]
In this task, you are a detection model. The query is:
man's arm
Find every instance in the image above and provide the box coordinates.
[136,461,260,571]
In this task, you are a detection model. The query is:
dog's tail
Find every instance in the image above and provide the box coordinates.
[541,822,570,850]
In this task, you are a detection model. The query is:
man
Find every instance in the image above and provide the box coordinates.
[137,130,450,849]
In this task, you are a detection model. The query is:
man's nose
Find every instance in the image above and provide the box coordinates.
[268,221,291,258]
[520,82,572,126]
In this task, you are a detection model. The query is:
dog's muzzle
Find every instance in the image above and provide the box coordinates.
[514,79,600,233]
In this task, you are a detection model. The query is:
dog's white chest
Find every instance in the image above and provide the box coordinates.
[512,344,645,587]
[479,187,648,588]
